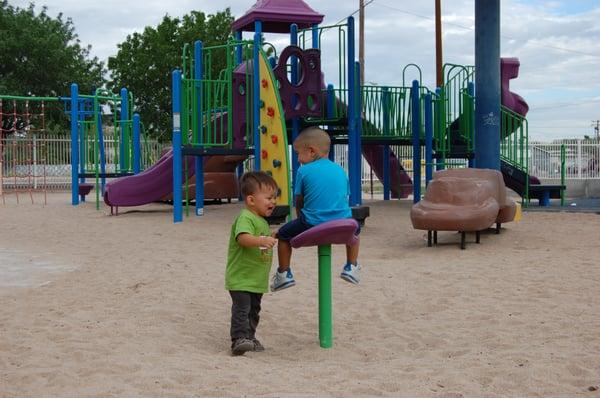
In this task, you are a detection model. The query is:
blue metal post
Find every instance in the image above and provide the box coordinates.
[290,23,300,188]
[467,82,476,168]
[70,83,79,205]
[132,113,141,174]
[253,21,262,171]
[235,30,243,65]
[435,87,443,171]
[234,32,245,201]
[425,93,433,185]
[194,40,205,216]
[312,24,319,49]
[475,0,501,170]
[347,17,360,206]
[382,87,390,200]
[354,61,363,206]
[172,70,183,223]
[411,80,421,203]
[120,88,128,172]
[327,84,335,162]
[78,99,86,188]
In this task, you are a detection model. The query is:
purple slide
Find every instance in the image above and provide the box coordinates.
[103,150,195,207]
[362,145,412,199]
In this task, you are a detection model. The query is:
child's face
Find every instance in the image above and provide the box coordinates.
[247,186,277,217]
[294,142,320,165]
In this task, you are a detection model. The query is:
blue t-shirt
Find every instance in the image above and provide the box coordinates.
[294,158,352,225]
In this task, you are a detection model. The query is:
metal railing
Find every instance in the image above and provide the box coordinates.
[3,136,598,197]
[530,139,600,179]
[1,135,163,191]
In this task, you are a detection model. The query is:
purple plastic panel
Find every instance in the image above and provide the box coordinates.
[273,46,323,119]
[501,57,529,117]
[290,219,359,248]
[103,150,195,207]
[233,62,251,149]
[232,0,324,33]
[362,145,412,199]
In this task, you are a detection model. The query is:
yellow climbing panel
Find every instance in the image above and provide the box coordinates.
[258,49,291,208]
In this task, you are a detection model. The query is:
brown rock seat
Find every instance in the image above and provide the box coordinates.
[410,176,499,249]
[433,168,516,232]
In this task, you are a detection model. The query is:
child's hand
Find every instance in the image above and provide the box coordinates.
[259,235,277,249]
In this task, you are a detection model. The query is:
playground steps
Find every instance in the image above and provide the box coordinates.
[500,160,565,206]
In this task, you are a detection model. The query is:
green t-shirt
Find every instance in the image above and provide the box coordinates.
[225,208,273,293]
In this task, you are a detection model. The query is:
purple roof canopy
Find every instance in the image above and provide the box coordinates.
[232,0,324,33]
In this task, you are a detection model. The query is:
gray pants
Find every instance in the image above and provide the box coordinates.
[229,291,262,343]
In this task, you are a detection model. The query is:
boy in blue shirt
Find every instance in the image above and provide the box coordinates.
[271,127,361,291]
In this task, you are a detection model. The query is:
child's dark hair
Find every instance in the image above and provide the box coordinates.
[239,171,278,198]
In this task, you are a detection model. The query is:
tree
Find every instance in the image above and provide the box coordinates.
[0,1,104,97]
[108,9,234,141]
[0,2,105,139]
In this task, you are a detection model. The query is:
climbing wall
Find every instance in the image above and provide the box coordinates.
[258,49,291,208]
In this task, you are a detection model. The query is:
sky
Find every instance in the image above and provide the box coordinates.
[8,0,600,141]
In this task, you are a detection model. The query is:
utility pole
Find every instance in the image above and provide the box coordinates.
[435,0,443,88]
[359,0,365,86]
[591,120,600,139]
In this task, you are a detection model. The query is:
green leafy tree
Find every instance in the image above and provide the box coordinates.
[0,1,104,96]
[0,1,105,138]
[108,9,234,141]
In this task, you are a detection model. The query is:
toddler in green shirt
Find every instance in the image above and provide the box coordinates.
[225,171,278,356]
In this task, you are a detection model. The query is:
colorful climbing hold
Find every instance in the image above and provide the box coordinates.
[262,150,268,159]
[267,107,275,117]
[272,159,282,168]
[271,135,278,144]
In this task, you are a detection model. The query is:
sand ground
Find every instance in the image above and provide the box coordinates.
[1,192,600,397]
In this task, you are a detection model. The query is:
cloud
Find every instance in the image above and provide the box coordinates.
[8,0,600,140]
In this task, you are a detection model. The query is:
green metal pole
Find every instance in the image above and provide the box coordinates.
[560,144,566,206]
[318,244,333,348]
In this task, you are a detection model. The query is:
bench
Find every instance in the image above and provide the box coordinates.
[410,168,516,249]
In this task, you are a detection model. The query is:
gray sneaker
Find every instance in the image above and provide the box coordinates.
[340,263,361,284]
[270,268,296,292]
[252,338,265,352]
[231,338,254,356]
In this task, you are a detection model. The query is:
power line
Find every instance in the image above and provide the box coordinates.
[334,0,376,26]
[372,2,600,59]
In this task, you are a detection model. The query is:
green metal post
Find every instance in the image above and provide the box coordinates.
[560,144,566,206]
[318,244,333,348]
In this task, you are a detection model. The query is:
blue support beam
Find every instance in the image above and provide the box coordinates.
[382,87,390,200]
[290,23,300,187]
[172,70,183,223]
[70,83,79,205]
[411,80,421,203]
[194,40,205,217]
[475,0,501,170]
[253,21,262,171]
[425,92,433,185]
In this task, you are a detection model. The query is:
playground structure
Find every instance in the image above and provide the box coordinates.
[163,0,560,222]
[67,86,143,209]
